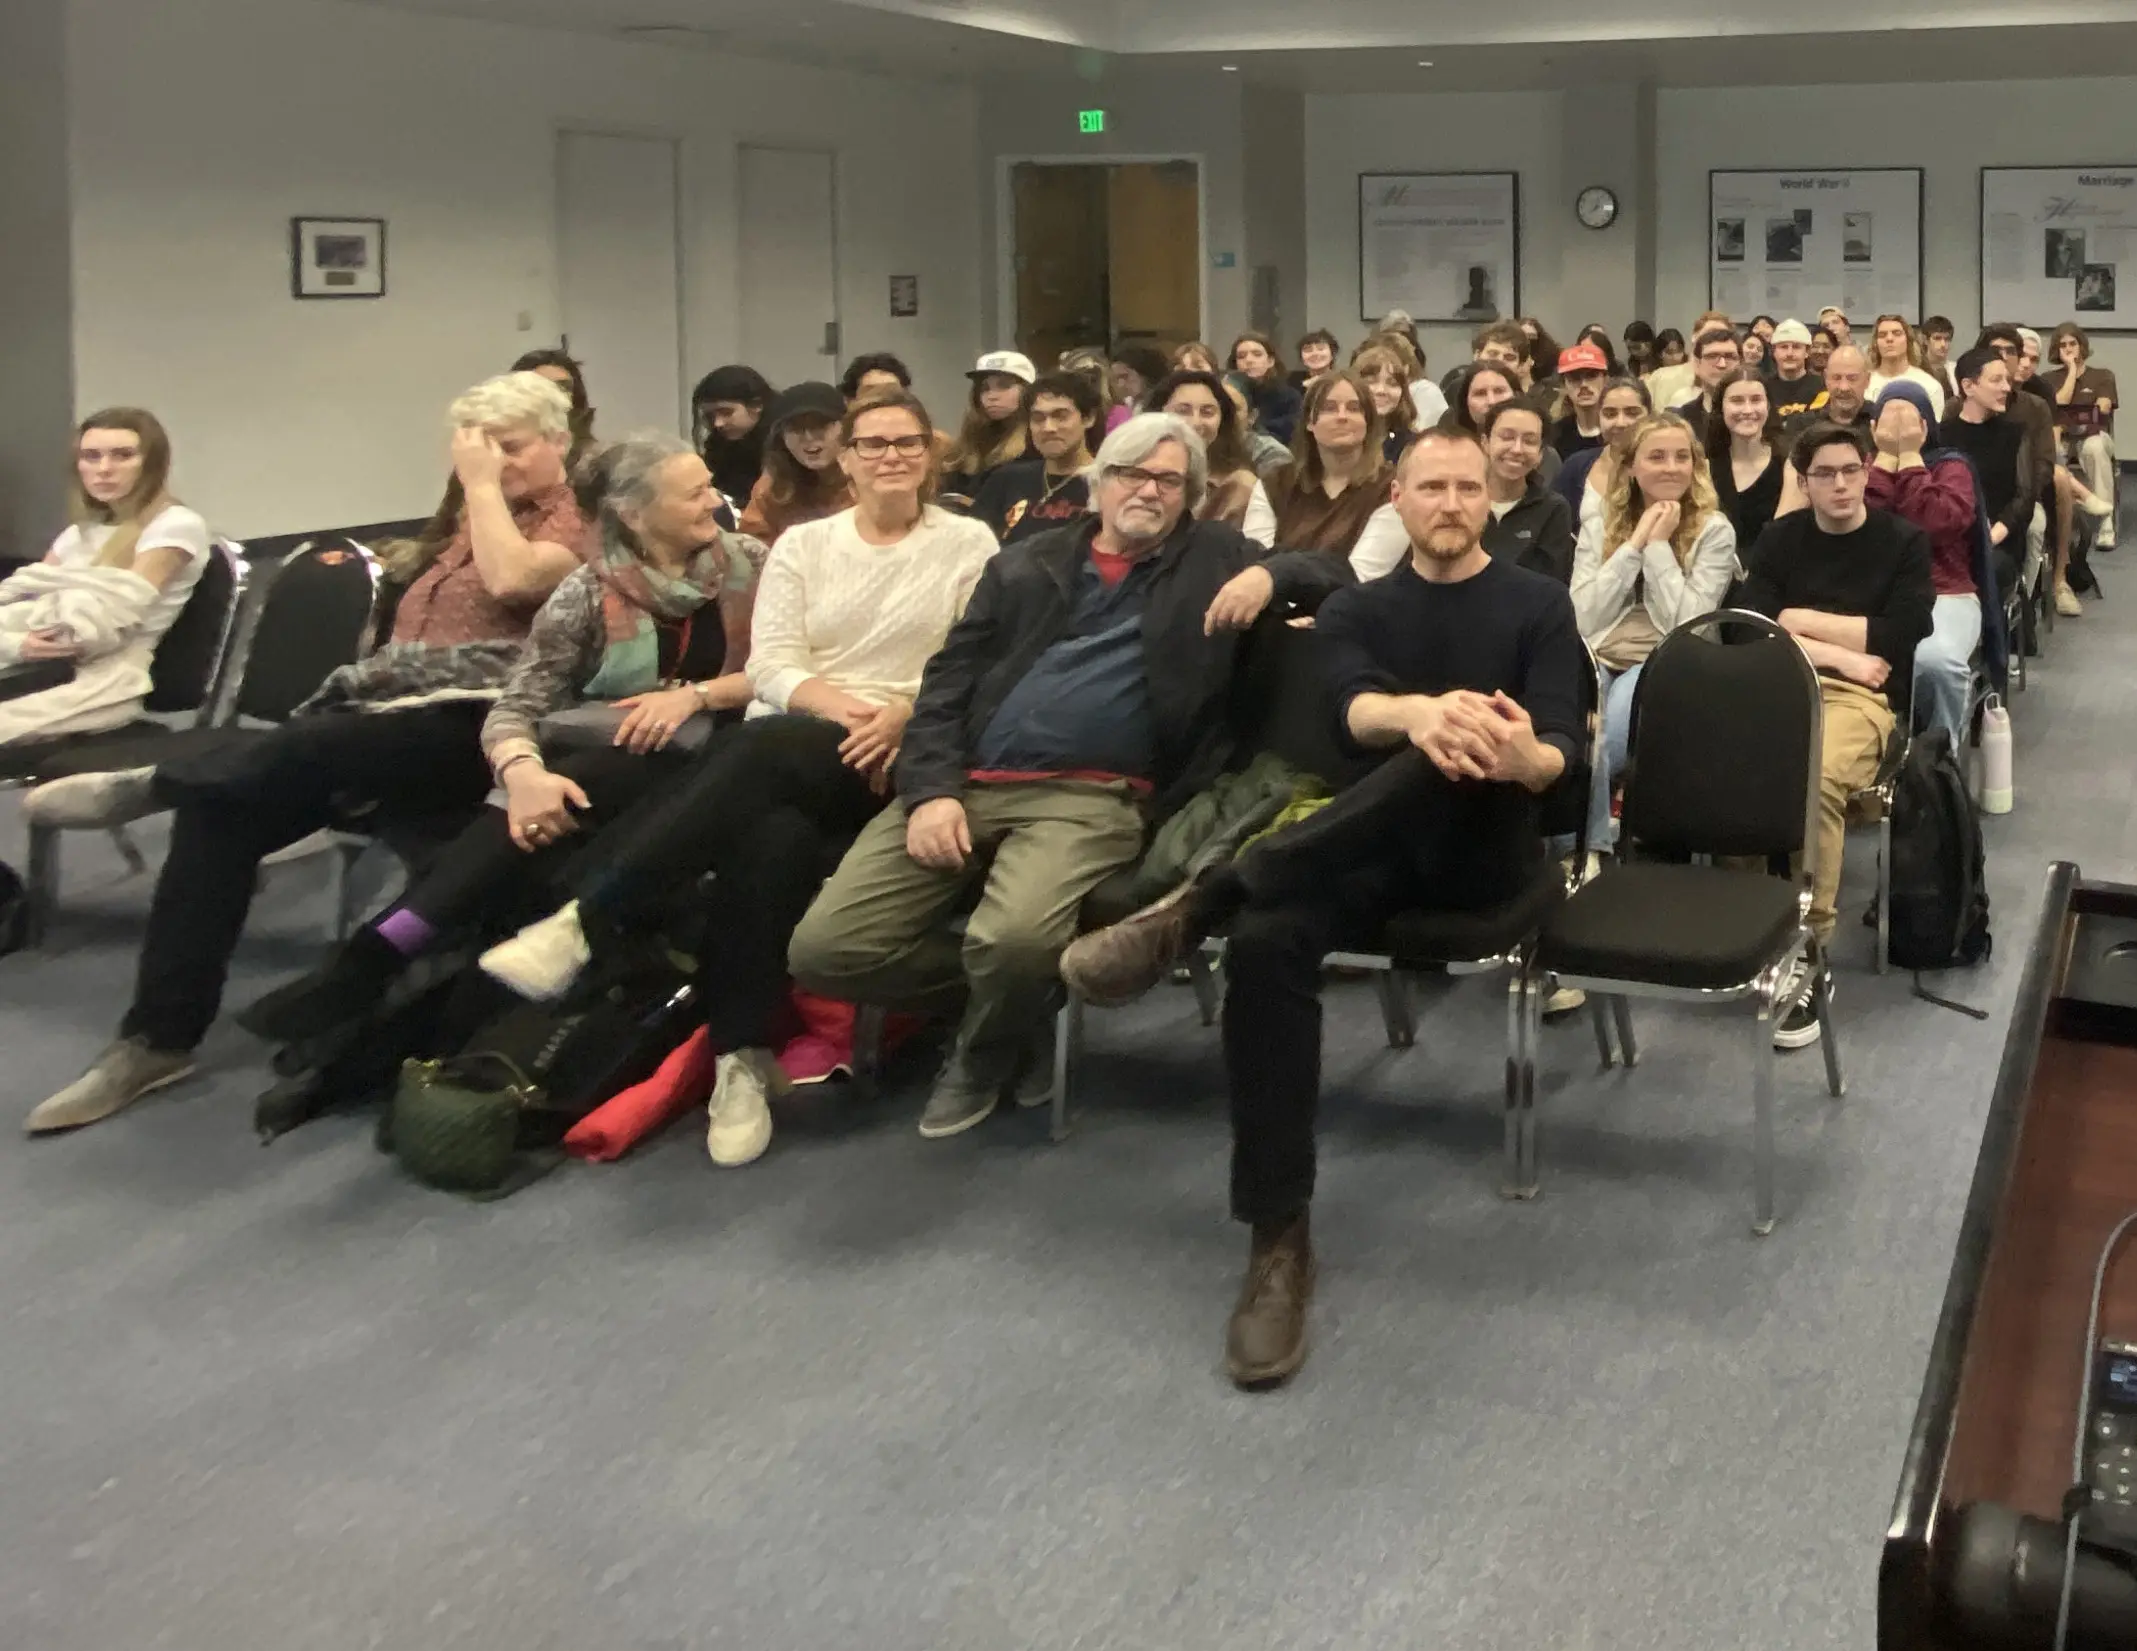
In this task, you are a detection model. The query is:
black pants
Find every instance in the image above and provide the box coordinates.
[574,714,885,1051]
[389,742,694,938]
[123,703,493,1053]
[1222,750,1541,1227]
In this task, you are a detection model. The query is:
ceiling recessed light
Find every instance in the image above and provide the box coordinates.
[1221,64,1238,72]
[1417,59,1434,67]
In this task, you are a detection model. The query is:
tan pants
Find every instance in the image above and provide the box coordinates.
[789,779,1146,1086]
[1809,677,1894,945]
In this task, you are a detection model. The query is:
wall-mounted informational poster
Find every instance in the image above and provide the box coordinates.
[1708,168,1922,322]
[1981,166,2137,331]
[1358,171,1521,323]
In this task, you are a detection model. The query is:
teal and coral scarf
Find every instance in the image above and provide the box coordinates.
[579,535,733,702]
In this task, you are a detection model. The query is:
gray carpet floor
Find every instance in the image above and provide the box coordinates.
[0,547,2128,1650]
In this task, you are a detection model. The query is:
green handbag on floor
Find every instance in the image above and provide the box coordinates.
[383,1051,563,1199]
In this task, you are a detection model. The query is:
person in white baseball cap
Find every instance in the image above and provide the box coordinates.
[940,352,1036,504]
[1765,320,1826,421]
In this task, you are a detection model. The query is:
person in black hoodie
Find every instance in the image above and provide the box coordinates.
[691,365,774,506]
[1480,399,1574,582]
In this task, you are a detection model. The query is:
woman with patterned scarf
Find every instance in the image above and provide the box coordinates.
[239,431,763,1043]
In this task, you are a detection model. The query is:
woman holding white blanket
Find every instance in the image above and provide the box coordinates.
[0,409,210,746]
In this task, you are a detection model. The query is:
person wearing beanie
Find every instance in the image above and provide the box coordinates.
[1867,381,1995,744]
[691,364,775,507]
[1764,320,1827,421]
[737,381,854,548]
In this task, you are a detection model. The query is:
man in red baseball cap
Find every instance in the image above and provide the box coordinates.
[1549,340,1612,457]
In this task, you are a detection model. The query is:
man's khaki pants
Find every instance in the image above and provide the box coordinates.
[789,779,1147,1087]
[1809,677,1895,947]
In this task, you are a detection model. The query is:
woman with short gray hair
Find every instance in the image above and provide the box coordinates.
[235,430,766,1050]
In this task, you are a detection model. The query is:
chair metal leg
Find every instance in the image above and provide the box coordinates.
[1751,977,1780,1237]
[1609,995,1639,1068]
[1500,966,1541,1200]
[1050,993,1082,1144]
[1875,811,1892,976]
[1588,993,1617,1068]
[24,823,59,948]
[1376,967,1415,1049]
[851,1003,887,1103]
[109,825,148,877]
[329,840,368,941]
[1816,967,1847,1099]
[1185,945,1220,1027]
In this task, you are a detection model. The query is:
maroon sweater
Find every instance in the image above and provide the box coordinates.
[1867,458,1976,598]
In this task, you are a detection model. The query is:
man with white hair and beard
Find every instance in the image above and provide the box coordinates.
[789,412,1351,1142]
[1062,426,1586,1389]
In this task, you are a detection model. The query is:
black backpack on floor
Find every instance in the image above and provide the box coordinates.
[1885,729,1992,1003]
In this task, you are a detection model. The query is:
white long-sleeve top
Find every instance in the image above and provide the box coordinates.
[1241,480,1276,548]
[1569,508,1739,644]
[745,505,997,716]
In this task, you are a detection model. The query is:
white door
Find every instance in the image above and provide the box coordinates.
[557,131,683,437]
[738,145,840,391]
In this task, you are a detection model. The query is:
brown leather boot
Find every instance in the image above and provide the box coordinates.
[1225,1213,1314,1389]
[1059,869,1240,1007]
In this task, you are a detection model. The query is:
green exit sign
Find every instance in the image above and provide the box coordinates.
[1078,109,1106,135]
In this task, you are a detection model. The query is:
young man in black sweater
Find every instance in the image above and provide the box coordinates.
[1739,421,1934,1046]
[1937,345,2030,598]
[1062,428,1586,1389]
[971,372,1103,544]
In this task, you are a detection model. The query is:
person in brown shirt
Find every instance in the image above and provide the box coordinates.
[24,371,588,1133]
[1146,367,1260,528]
[734,381,855,548]
[1241,370,1391,558]
[2048,321,2119,552]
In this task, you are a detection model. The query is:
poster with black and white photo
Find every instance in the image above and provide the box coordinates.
[1982,166,2137,330]
[1707,169,1921,322]
[1357,171,1521,323]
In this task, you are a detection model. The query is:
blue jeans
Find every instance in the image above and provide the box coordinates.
[1911,593,1980,747]
[1587,662,1643,849]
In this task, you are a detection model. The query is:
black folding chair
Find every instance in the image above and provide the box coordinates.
[1529,610,1842,1235]
[18,539,378,943]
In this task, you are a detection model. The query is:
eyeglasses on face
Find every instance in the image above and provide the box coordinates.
[1805,462,1866,484]
[850,434,930,458]
[1112,464,1188,497]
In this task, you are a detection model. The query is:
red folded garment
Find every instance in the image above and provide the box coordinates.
[777,991,926,1086]
[564,1025,717,1162]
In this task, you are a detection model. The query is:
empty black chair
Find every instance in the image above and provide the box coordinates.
[1530,610,1841,1235]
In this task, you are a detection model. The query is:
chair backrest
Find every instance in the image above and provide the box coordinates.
[144,538,246,720]
[1233,619,1375,792]
[231,538,382,722]
[1621,609,1823,866]
[1539,637,1605,846]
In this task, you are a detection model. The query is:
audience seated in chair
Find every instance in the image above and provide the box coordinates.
[1865,383,1994,746]
[971,372,1104,545]
[1571,410,1739,853]
[475,391,999,1168]
[1737,421,1935,1045]
[786,411,1351,1142]
[236,431,764,1052]
[1059,426,1587,1390]
[735,382,854,549]
[22,370,587,1135]
[1242,370,1393,562]
[1144,369,1263,526]
[692,363,775,509]
[0,409,212,748]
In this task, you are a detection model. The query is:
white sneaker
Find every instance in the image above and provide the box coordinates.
[706,1047,785,1167]
[2076,489,2116,519]
[479,901,591,1002]
[2056,582,2084,617]
[22,766,160,829]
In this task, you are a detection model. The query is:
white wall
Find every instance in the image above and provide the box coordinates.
[68,0,984,538]
[1304,92,1565,376]
[0,0,74,563]
[1657,78,2137,388]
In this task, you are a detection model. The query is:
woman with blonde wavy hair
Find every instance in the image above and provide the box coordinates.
[1570,410,1740,848]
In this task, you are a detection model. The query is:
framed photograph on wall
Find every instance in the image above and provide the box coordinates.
[291,216,386,299]
[1981,166,2137,333]
[1357,171,1520,324]
[1706,169,1921,322]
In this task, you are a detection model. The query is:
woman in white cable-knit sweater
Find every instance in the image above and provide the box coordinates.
[479,389,998,1167]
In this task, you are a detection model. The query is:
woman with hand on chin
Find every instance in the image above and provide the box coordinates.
[1241,370,1390,560]
[1571,411,1739,851]
[480,392,999,1169]
[238,432,764,1048]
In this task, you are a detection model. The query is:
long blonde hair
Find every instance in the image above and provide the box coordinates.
[71,408,175,569]
[1603,412,1718,570]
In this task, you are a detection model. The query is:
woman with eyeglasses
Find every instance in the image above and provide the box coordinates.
[477,390,999,1168]
[1571,410,1739,850]
[1241,371,1390,560]
[1146,368,1261,526]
